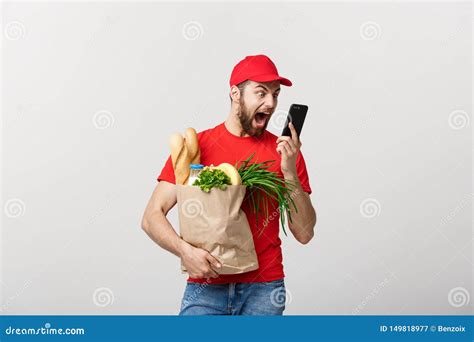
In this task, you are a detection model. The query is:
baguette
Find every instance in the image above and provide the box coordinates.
[169,133,191,185]
[184,127,200,164]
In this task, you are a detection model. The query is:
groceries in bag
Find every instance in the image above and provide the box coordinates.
[168,128,298,275]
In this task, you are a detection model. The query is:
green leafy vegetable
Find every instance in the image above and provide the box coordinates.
[236,153,298,236]
[192,167,231,193]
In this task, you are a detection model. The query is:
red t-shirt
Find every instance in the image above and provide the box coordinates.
[157,122,312,284]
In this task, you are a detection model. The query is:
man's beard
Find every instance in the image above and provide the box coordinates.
[237,98,269,137]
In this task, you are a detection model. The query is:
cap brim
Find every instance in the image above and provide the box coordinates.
[249,74,293,87]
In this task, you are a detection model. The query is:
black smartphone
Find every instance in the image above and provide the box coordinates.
[281,104,308,138]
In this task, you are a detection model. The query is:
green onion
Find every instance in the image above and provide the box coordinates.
[235,153,298,236]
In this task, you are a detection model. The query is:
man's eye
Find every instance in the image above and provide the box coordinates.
[258,92,265,97]
[273,94,279,99]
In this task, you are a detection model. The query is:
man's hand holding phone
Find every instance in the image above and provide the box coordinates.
[277,121,301,178]
[277,103,308,179]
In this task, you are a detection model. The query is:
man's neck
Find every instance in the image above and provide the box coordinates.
[225,109,250,138]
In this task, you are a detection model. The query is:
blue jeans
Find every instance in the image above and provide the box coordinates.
[179,279,286,315]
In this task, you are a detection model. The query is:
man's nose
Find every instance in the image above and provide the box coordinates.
[263,95,276,110]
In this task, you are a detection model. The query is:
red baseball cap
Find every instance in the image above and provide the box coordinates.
[229,54,292,87]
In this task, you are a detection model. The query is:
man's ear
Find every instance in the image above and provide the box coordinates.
[230,85,240,102]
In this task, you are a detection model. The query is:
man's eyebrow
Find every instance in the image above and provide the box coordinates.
[255,84,281,93]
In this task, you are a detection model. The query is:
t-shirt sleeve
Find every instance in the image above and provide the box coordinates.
[296,151,312,195]
[157,154,176,184]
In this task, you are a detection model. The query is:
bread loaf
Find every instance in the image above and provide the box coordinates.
[184,128,200,164]
[168,128,201,185]
[169,133,190,185]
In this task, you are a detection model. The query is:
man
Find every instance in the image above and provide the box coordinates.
[141,54,317,315]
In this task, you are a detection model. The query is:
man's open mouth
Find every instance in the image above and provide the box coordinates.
[254,112,270,128]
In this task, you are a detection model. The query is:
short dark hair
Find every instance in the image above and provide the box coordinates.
[229,80,251,102]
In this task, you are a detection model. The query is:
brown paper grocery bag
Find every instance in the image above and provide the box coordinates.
[176,184,259,275]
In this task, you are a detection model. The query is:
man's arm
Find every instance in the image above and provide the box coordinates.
[276,121,317,245]
[283,174,317,244]
[141,181,222,278]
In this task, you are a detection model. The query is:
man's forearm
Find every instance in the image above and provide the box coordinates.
[284,174,317,244]
[142,211,187,257]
